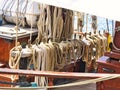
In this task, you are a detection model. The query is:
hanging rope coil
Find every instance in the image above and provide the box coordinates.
[9,42,22,69]
[37,5,74,43]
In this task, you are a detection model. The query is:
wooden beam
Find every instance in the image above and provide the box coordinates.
[0,68,119,79]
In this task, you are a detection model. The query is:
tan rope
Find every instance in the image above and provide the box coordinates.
[52,7,57,41]
[37,4,45,42]
[77,12,84,32]
[29,2,34,43]
[9,43,22,83]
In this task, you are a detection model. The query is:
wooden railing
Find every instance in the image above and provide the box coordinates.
[0,68,119,89]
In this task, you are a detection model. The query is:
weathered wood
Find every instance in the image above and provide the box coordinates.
[0,68,119,79]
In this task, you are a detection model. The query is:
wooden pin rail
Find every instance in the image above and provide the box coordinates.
[0,68,120,79]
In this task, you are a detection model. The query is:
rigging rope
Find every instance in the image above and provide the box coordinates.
[29,1,34,47]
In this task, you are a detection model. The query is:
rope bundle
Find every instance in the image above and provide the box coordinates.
[25,39,85,86]
[37,5,74,43]
[81,32,107,70]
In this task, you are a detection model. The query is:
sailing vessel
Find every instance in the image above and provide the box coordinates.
[0,0,119,90]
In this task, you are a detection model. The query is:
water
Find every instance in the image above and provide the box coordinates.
[74,14,115,35]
